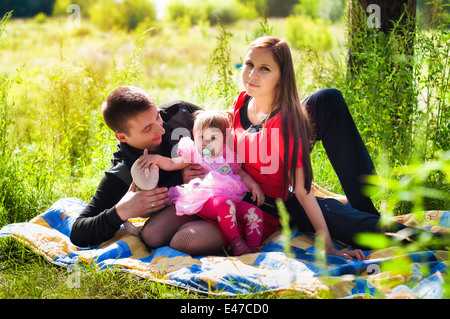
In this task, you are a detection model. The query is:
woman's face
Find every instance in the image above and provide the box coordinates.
[241,47,281,101]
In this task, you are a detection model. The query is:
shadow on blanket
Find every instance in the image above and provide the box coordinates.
[0,193,449,299]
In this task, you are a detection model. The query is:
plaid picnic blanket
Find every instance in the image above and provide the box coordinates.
[0,196,448,299]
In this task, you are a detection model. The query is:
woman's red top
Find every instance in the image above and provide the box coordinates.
[231,91,303,201]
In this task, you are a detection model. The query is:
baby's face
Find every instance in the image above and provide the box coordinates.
[194,127,224,157]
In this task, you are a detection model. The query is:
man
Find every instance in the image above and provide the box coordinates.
[70,85,214,249]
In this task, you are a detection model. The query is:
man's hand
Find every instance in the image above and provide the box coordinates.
[116,182,169,221]
[181,164,207,183]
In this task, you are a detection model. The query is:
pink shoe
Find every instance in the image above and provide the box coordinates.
[228,237,251,256]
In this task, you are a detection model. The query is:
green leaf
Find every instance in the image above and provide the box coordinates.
[354,232,392,250]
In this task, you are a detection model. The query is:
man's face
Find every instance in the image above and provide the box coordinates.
[115,107,165,151]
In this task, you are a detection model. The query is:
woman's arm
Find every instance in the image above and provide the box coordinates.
[293,167,335,252]
[294,167,365,261]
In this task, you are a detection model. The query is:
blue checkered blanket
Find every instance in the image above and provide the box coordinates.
[0,197,448,298]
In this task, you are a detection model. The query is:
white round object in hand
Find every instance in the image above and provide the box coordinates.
[131,160,159,190]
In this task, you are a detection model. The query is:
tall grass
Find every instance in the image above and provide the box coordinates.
[340,1,449,166]
[0,11,55,224]
[0,13,152,226]
[206,20,239,107]
[339,2,449,213]
[0,12,12,160]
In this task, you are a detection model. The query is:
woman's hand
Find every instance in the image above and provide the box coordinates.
[327,247,365,261]
[116,182,170,221]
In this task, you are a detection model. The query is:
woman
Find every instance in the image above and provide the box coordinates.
[230,36,366,260]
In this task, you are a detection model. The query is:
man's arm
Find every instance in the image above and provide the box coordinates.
[70,172,128,247]
[70,171,170,247]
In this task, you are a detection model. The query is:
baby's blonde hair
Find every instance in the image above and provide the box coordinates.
[193,110,230,138]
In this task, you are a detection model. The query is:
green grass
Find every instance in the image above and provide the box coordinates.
[0,238,201,299]
[0,13,448,299]
[0,238,311,299]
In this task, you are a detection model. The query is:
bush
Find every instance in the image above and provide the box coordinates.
[87,0,156,31]
[284,14,334,51]
[265,0,297,17]
[414,3,450,158]
[237,0,267,16]
[33,12,47,24]
[166,0,207,26]
[206,1,241,25]
[293,0,345,22]
[52,0,72,16]
[165,0,257,26]
[0,0,54,18]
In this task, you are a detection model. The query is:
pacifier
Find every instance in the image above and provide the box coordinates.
[202,146,213,157]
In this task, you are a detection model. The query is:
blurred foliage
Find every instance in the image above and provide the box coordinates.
[293,0,346,22]
[0,0,55,18]
[285,14,334,51]
[276,199,295,258]
[53,0,156,31]
[165,0,258,26]
[365,150,450,218]
[89,0,156,31]
[265,0,298,17]
[417,0,450,29]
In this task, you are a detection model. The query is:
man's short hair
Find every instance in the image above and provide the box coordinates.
[101,86,156,134]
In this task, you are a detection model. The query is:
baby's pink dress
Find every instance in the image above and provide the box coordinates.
[168,136,249,216]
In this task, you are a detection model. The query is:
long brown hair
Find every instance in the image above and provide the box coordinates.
[248,36,313,196]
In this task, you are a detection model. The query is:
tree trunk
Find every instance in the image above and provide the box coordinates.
[348,0,417,73]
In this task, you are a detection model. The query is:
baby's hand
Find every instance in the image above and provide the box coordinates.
[137,149,161,176]
[250,184,265,207]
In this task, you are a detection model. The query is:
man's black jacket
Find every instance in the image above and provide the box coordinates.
[69,100,202,247]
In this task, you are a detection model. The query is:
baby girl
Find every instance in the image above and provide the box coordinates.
[136,110,264,256]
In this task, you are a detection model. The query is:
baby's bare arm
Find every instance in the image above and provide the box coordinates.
[237,168,265,206]
[138,153,191,171]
